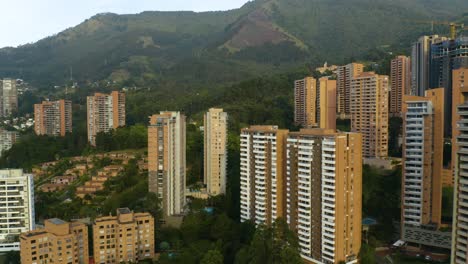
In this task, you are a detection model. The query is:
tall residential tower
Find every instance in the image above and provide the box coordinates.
[204,108,228,196]
[87,91,125,146]
[337,63,364,117]
[350,72,389,158]
[390,56,411,115]
[148,112,186,218]
[34,100,72,136]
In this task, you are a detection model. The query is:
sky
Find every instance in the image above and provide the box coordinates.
[0,0,251,48]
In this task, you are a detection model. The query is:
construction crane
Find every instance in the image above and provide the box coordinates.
[404,19,466,39]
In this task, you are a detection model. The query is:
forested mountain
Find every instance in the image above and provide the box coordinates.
[0,0,467,88]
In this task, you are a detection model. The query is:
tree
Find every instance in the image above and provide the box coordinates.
[201,250,223,264]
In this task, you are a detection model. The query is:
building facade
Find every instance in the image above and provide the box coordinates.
[20,219,89,264]
[411,35,446,96]
[93,208,154,264]
[34,100,72,136]
[452,68,468,263]
[0,169,35,252]
[294,77,317,127]
[285,129,362,264]
[390,56,411,115]
[430,36,468,137]
[337,63,364,117]
[0,129,19,157]
[148,112,186,218]
[240,126,288,225]
[401,89,448,248]
[204,108,228,196]
[317,77,337,130]
[350,72,389,158]
[87,91,125,146]
[0,78,18,117]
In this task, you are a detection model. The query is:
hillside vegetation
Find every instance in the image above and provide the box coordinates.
[0,0,466,89]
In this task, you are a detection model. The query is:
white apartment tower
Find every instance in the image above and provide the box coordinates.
[1,79,18,117]
[240,126,288,225]
[0,169,35,252]
[204,108,228,196]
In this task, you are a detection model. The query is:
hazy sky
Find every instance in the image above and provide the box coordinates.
[0,0,251,48]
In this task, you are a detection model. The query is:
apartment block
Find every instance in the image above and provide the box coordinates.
[317,77,337,130]
[93,208,154,264]
[337,63,364,117]
[20,219,89,264]
[240,125,288,225]
[411,35,446,96]
[401,89,449,248]
[350,72,389,158]
[431,36,468,137]
[0,129,19,157]
[390,56,411,115]
[285,129,362,264]
[87,91,125,146]
[148,112,186,218]
[451,68,468,263]
[34,100,72,136]
[204,108,228,196]
[294,77,317,127]
[0,78,18,117]
[0,169,35,252]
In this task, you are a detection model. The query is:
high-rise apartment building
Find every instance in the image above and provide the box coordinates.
[87,91,125,146]
[350,72,389,158]
[93,208,154,264]
[401,89,448,248]
[204,108,228,196]
[148,112,186,218]
[34,100,72,136]
[0,78,18,117]
[0,129,19,157]
[451,68,468,263]
[0,169,35,252]
[390,56,411,115]
[285,129,362,264]
[294,77,317,127]
[411,35,446,96]
[240,126,288,225]
[20,219,89,264]
[430,36,468,136]
[317,77,337,130]
[337,63,364,117]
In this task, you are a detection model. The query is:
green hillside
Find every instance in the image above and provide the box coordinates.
[0,0,466,89]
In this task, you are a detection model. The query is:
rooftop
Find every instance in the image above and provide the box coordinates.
[48,218,67,225]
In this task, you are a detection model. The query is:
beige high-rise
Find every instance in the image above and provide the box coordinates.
[337,63,364,117]
[204,108,228,196]
[350,72,389,158]
[451,68,468,263]
[286,129,362,264]
[87,91,125,146]
[93,208,154,264]
[317,77,337,129]
[240,125,288,225]
[401,89,446,248]
[0,129,19,157]
[148,112,186,217]
[20,219,89,264]
[390,56,411,115]
[1,78,18,117]
[294,77,317,127]
[34,100,72,136]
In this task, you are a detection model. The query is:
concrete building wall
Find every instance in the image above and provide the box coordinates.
[204,108,228,196]
[148,112,186,218]
[87,92,125,146]
[350,72,389,158]
[390,56,411,115]
[401,89,444,247]
[93,208,154,264]
[34,100,72,136]
[20,219,89,264]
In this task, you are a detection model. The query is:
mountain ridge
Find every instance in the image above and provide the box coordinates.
[0,0,467,88]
